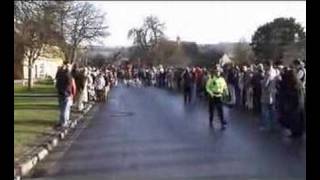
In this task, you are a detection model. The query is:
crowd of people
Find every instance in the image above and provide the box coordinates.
[120,59,306,138]
[55,61,118,128]
[55,58,306,139]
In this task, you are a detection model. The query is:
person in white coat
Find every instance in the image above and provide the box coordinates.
[95,73,106,102]
[79,68,89,107]
[76,68,88,111]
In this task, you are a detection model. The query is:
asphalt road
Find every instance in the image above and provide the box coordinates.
[27,84,306,180]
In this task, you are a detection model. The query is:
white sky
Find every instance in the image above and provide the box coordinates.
[89,1,306,47]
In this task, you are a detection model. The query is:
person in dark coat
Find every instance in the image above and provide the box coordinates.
[278,69,305,138]
[55,62,77,128]
[251,64,264,113]
[182,68,193,104]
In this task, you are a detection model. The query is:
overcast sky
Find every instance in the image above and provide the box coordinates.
[89,1,306,47]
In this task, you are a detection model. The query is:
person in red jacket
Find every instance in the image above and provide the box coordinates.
[55,61,77,128]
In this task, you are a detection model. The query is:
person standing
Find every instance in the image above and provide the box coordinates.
[78,68,89,111]
[251,64,264,113]
[226,64,237,107]
[182,67,193,104]
[175,68,182,91]
[234,66,241,106]
[151,68,157,86]
[104,70,111,100]
[195,67,203,99]
[243,66,252,108]
[293,59,306,88]
[206,65,229,130]
[245,67,254,110]
[167,68,174,89]
[278,69,305,138]
[293,59,306,132]
[95,73,106,102]
[191,67,198,102]
[260,61,277,131]
[55,61,76,128]
[238,66,247,108]
[292,59,306,123]
[71,64,84,112]
[158,65,165,87]
[74,67,86,111]
[201,68,210,100]
[87,70,95,102]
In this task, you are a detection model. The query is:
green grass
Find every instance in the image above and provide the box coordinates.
[36,78,54,85]
[14,83,57,94]
[14,96,59,161]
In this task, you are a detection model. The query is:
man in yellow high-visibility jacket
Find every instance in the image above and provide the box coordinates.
[206,64,229,129]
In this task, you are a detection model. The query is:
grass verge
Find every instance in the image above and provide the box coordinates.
[14,83,57,94]
[14,84,59,161]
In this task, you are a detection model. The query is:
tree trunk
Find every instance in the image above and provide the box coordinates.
[27,59,33,91]
[70,45,77,64]
[14,42,25,79]
[14,61,24,80]
[70,48,75,63]
[59,42,70,62]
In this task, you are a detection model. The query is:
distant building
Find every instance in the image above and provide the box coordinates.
[19,45,64,80]
[23,56,63,79]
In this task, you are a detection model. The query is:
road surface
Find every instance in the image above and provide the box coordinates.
[28,84,306,180]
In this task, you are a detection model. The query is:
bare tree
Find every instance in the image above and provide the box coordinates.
[143,15,165,48]
[65,2,109,63]
[49,1,74,61]
[14,1,44,79]
[127,15,165,61]
[127,28,149,52]
[25,11,61,89]
[15,1,61,89]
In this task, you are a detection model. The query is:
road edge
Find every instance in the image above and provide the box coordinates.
[14,103,94,180]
